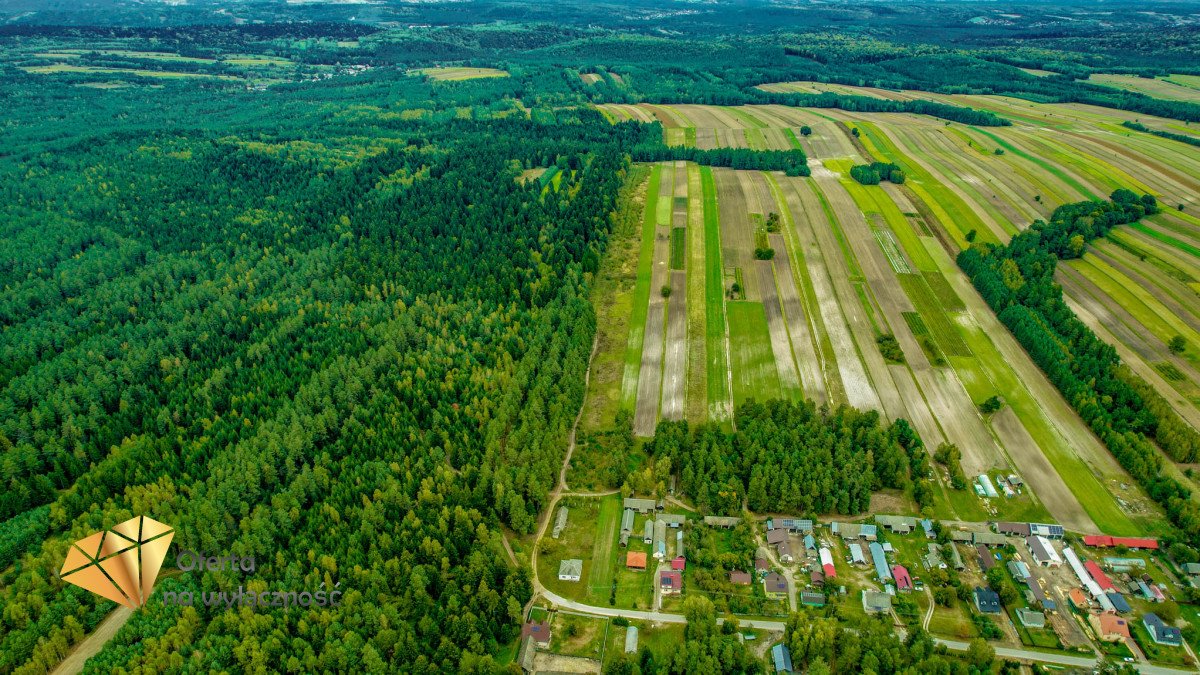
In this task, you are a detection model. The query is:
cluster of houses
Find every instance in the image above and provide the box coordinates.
[621,497,689,596]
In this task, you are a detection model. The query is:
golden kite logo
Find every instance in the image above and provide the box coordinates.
[59,516,174,608]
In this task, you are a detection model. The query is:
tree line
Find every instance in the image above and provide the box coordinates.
[958,190,1200,550]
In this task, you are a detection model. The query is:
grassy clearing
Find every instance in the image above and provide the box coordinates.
[588,496,623,596]
[413,67,509,81]
[700,167,733,423]
[551,613,610,660]
[727,301,783,405]
[620,166,663,409]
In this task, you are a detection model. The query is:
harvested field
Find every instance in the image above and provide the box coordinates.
[580,73,602,85]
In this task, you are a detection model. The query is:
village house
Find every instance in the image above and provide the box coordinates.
[1016,608,1046,628]
[626,551,647,571]
[624,497,657,513]
[521,621,551,649]
[1143,613,1182,646]
[660,570,682,595]
[1089,613,1131,642]
[763,572,789,599]
[974,587,1001,614]
[558,559,582,582]
[862,589,892,614]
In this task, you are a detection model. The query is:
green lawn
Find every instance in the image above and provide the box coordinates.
[588,495,624,597]
[620,165,663,409]
[727,301,782,405]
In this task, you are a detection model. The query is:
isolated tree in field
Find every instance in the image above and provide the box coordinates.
[766,212,781,232]
[965,229,977,242]
[979,396,1002,414]
[661,285,672,298]
[753,247,775,260]
[800,126,812,137]
[851,127,860,137]
[1169,335,1187,355]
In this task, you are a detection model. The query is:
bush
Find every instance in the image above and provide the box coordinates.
[876,334,905,363]
[661,285,672,298]
[753,247,775,260]
[979,396,1003,414]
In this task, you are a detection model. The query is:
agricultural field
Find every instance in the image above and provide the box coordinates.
[1088,73,1200,104]
[586,95,1199,537]
[412,67,509,81]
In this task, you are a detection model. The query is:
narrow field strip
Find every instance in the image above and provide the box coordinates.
[700,167,733,422]
[620,165,662,409]
[727,301,784,405]
[685,164,709,425]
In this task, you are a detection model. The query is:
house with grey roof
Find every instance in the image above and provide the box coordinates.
[869,542,891,582]
[624,497,657,513]
[643,519,654,545]
[875,515,918,534]
[1144,613,1183,646]
[1017,608,1046,628]
[862,589,892,614]
[558,559,582,582]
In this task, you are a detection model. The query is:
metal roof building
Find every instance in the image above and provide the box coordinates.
[552,507,569,539]
[624,626,638,653]
[624,497,657,513]
[771,643,794,673]
[869,542,891,582]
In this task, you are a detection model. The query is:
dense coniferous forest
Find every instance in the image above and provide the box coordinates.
[643,401,925,517]
[959,192,1200,548]
[0,71,652,672]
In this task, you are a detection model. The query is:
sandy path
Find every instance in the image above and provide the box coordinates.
[52,606,134,675]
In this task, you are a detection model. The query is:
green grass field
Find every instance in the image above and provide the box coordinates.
[587,495,624,599]
[620,166,662,409]
[1131,223,1200,258]
[727,301,782,405]
[701,167,733,422]
[669,227,686,269]
[897,275,971,357]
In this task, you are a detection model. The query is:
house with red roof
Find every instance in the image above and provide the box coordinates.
[660,570,682,595]
[670,556,685,571]
[892,565,912,592]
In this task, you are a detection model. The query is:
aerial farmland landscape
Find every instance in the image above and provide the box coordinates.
[2,1,1200,673]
